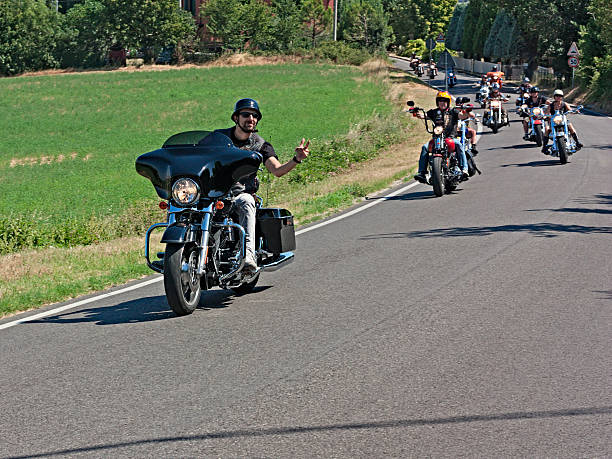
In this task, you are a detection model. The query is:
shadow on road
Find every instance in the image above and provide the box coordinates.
[501,160,560,167]
[366,190,437,201]
[12,406,612,458]
[497,143,537,150]
[26,286,272,326]
[360,222,612,240]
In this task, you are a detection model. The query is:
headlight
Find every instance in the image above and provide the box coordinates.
[433,126,444,135]
[553,115,564,126]
[533,107,541,116]
[172,178,200,206]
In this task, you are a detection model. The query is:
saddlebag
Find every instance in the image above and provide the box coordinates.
[256,208,296,254]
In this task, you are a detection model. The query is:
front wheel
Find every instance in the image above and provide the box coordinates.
[492,122,498,134]
[534,124,543,147]
[163,243,202,316]
[431,156,446,197]
[558,137,569,164]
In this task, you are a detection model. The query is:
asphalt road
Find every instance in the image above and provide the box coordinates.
[1,62,611,458]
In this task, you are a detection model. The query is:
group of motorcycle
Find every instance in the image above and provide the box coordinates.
[408,55,438,79]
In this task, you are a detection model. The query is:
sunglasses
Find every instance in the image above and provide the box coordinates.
[238,111,260,120]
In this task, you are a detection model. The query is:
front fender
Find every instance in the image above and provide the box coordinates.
[161,223,198,244]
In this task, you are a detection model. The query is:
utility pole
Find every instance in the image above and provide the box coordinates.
[333,0,338,41]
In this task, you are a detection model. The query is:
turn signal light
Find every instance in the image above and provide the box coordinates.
[215,201,225,210]
[159,201,168,210]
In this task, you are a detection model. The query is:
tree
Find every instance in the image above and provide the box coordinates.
[385,0,454,46]
[269,0,305,51]
[483,8,522,61]
[0,0,63,75]
[301,0,332,48]
[445,2,467,51]
[61,0,195,66]
[203,0,273,52]
[340,0,392,51]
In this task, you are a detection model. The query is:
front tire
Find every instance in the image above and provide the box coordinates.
[492,122,498,134]
[164,243,202,316]
[558,137,569,164]
[431,156,446,197]
[534,124,543,147]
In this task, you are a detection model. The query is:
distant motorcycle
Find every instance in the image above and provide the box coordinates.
[447,69,457,88]
[475,85,489,109]
[483,97,508,134]
[135,130,296,315]
[546,106,583,164]
[428,64,436,79]
[407,101,465,197]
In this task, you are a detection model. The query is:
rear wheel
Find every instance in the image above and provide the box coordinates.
[534,124,543,147]
[431,157,445,197]
[558,137,569,164]
[164,243,201,316]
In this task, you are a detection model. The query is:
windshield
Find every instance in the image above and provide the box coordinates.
[162,130,234,148]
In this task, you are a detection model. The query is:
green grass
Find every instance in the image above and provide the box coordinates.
[0,63,391,251]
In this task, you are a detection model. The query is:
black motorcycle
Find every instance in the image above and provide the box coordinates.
[407,101,465,197]
[135,130,296,316]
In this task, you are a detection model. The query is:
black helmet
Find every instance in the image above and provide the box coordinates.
[232,98,262,121]
[530,86,539,93]
[492,65,498,71]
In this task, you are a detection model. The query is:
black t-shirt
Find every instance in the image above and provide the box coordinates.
[425,107,460,137]
[526,95,547,108]
[226,128,278,164]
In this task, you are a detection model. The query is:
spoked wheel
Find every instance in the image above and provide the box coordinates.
[163,243,202,316]
[431,156,446,197]
[558,137,569,164]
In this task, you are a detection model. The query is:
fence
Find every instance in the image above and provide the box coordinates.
[451,56,555,84]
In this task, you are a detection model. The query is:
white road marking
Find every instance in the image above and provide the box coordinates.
[1,182,420,330]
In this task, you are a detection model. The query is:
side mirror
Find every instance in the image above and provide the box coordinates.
[406,101,415,107]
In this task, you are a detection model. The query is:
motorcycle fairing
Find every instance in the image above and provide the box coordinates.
[135,131,262,200]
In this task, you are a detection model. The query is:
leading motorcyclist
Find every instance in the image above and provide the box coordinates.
[413,91,469,183]
[215,99,310,272]
[486,65,505,88]
[541,89,583,154]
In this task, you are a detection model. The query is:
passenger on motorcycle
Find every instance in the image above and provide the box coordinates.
[458,104,479,155]
[413,91,469,184]
[522,86,548,139]
[483,83,509,125]
[542,89,583,154]
[216,99,310,272]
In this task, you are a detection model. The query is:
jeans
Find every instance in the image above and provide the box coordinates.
[418,138,467,174]
[234,192,256,261]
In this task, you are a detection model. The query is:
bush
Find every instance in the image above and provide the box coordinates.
[306,41,372,65]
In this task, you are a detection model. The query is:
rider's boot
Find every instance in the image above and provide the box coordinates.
[414,171,428,183]
[541,138,550,155]
[572,133,583,150]
[471,144,478,155]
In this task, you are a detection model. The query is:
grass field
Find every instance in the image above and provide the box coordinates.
[0,63,392,249]
[0,60,436,317]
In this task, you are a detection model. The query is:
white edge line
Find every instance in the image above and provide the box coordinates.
[1,181,421,331]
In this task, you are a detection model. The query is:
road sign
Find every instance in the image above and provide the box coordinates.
[568,56,579,67]
[567,42,580,57]
[436,33,445,43]
[437,50,457,69]
[426,38,436,50]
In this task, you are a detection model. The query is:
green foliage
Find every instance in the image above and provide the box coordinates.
[399,39,426,59]
[303,41,372,65]
[269,0,306,52]
[483,8,523,62]
[301,0,332,48]
[385,0,454,46]
[0,0,63,75]
[339,0,392,51]
[60,0,195,67]
[445,3,467,51]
